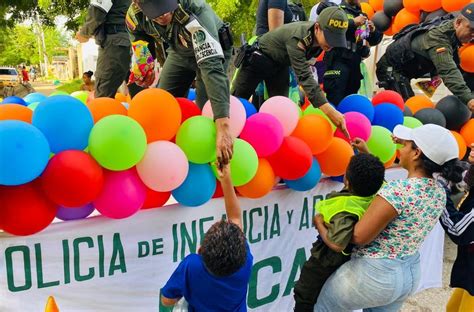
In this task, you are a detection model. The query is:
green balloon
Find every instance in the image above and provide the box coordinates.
[176,116,216,164]
[403,116,423,129]
[89,115,147,170]
[230,138,258,186]
[27,102,39,111]
[367,126,396,163]
[303,106,336,132]
[71,91,89,104]
[50,90,69,96]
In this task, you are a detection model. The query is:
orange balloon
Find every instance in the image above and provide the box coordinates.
[128,88,182,142]
[384,24,394,36]
[459,43,472,56]
[403,0,420,13]
[236,158,275,199]
[0,104,33,123]
[393,8,420,34]
[361,2,375,19]
[442,0,471,12]
[291,115,334,155]
[87,97,128,123]
[460,119,474,146]
[384,151,397,168]
[460,45,474,73]
[369,0,384,12]
[450,131,467,159]
[115,92,127,102]
[315,137,354,177]
[419,0,442,12]
[405,95,434,114]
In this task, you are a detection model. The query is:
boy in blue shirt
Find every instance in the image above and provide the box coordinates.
[161,164,253,312]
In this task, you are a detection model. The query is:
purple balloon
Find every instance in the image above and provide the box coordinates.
[56,203,95,221]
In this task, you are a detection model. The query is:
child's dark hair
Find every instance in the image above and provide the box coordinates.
[83,70,93,78]
[411,142,464,184]
[346,153,385,197]
[200,220,247,277]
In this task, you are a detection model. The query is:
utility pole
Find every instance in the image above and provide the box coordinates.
[34,13,49,77]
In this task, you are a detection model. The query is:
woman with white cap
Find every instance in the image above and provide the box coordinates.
[314,124,465,311]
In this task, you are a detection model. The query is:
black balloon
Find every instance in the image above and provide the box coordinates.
[436,95,471,130]
[384,0,403,17]
[372,11,392,32]
[414,108,447,127]
[403,106,413,117]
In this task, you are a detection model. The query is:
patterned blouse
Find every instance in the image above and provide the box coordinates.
[354,178,446,259]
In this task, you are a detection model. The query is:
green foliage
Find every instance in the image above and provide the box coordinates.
[56,78,83,93]
[0,25,68,66]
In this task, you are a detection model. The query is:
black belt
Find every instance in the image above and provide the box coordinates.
[105,24,127,34]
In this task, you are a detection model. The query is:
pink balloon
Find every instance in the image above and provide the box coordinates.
[201,96,246,137]
[259,96,299,136]
[94,169,146,219]
[335,111,372,142]
[239,113,284,157]
[137,141,189,192]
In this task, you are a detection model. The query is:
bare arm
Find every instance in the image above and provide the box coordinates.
[352,196,398,245]
[218,165,242,229]
[268,8,284,31]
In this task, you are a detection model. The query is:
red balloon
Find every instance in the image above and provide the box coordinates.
[372,90,405,110]
[41,150,104,207]
[267,136,312,180]
[212,180,224,198]
[176,97,201,123]
[142,187,171,209]
[0,181,57,236]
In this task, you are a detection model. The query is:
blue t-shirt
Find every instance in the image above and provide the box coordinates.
[162,242,253,312]
[256,0,295,35]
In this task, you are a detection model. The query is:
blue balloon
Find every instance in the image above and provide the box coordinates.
[172,163,216,207]
[239,98,257,118]
[330,175,345,183]
[0,120,50,186]
[2,96,27,106]
[187,88,196,101]
[284,158,322,191]
[372,103,404,132]
[338,94,375,122]
[24,92,47,104]
[32,95,93,153]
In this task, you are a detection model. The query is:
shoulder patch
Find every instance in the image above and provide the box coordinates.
[436,47,447,54]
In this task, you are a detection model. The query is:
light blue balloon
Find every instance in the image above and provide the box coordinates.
[32,95,93,153]
[285,158,322,191]
[24,92,47,104]
[0,120,50,185]
[172,163,216,207]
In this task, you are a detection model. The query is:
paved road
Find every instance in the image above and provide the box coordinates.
[31,81,56,96]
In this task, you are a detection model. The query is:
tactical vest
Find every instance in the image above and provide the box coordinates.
[316,194,374,223]
[385,14,455,73]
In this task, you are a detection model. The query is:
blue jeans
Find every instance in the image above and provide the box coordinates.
[314,253,421,312]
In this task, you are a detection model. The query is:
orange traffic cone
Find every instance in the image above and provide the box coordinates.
[44,296,59,312]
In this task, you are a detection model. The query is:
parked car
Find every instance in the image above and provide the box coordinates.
[0,67,20,87]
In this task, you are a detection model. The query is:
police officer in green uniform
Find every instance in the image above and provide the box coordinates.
[376,3,474,112]
[232,6,350,136]
[126,0,234,165]
[76,0,132,98]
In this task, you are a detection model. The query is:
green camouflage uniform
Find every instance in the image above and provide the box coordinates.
[80,0,132,98]
[126,0,231,118]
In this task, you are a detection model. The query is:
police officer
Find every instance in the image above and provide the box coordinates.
[126,0,234,165]
[76,0,132,98]
[323,0,382,105]
[232,6,350,136]
[377,3,474,112]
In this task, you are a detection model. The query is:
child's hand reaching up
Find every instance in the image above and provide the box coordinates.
[351,138,370,154]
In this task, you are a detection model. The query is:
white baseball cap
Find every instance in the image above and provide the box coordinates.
[393,124,459,165]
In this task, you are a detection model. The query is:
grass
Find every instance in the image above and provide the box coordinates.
[55,79,83,94]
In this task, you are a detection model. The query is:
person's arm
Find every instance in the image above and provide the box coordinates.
[268,8,284,31]
[218,165,242,229]
[352,195,398,245]
[440,188,474,246]
[76,0,111,42]
[314,213,359,252]
[160,258,188,307]
[314,215,345,252]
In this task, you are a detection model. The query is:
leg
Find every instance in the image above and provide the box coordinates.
[158,52,196,98]
[347,55,363,96]
[231,64,264,103]
[265,65,289,98]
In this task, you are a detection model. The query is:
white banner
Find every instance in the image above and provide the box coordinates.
[0,169,443,311]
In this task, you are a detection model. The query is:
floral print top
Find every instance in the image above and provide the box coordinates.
[354,178,446,259]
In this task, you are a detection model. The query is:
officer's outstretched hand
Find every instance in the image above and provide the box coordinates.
[215,117,234,169]
[320,103,350,139]
[468,99,474,113]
